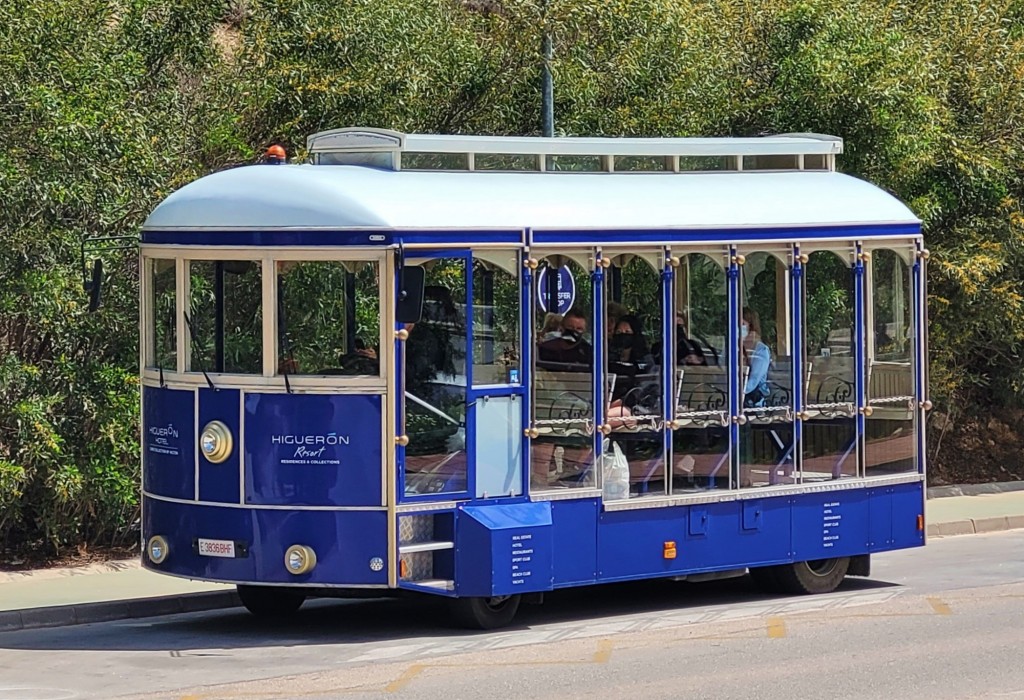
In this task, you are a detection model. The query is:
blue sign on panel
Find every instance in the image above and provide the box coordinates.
[142,386,195,501]
[244,392,382,506]
[536,266,576,314]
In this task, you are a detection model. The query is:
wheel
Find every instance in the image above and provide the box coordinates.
[449,595,521,630]
[769,557,851,594]
[236,585,307,617]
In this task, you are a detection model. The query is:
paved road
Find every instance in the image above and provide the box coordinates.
[1,532,1023,700]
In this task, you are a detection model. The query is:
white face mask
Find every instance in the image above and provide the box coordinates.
[740,323,750,339]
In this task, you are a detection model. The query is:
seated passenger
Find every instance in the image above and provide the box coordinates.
[539,312,563,341]
[537,308,592,369]
[742,307,771,407]
[609,314,654,372]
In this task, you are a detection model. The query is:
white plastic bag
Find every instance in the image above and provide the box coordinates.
[602,440,630,501]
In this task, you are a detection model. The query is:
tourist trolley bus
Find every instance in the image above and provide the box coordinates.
[139,128,928,628]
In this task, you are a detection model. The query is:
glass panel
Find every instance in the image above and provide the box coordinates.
[614,156,669,172]
[678,156,732,171]
[276,261,380,376]
[607,255,664,498]
[147,259,176,371]
[401,152,468,170]
[803,251,857,481]
[804,154,828,170]
[743,154,799,170]
[866,248,916,475]
[404,258,469,496]
[532,257,596,490]
[673,253,730,492]
[475,395,523,498]
[475,153,538,171]
[473,255,519,385]
[187,260,262,374]
[739,252,794,488]
[547,155,603,171]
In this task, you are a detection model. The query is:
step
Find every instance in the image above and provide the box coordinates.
[402,578,455,592]
[399,540,454,554]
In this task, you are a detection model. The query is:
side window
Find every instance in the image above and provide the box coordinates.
[276,260,381,376]
[147,258,177,371]
[187,260,262,374]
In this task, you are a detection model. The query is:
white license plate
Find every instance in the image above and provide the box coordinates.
[197,538,237,558]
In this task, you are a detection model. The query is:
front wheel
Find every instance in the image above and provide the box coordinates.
[752,557,850,595]
[237,585,307,617]
[450,595,521,630]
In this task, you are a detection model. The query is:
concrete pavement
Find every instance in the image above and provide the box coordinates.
[1,482,1022,633]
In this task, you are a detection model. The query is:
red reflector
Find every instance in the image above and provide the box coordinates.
[917,514,924,531]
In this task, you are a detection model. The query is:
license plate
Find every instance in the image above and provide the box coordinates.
[197,538,237,558]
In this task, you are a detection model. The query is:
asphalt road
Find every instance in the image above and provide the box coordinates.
[1,531,1023,700]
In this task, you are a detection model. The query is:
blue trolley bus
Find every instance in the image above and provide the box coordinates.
[139,128,928,628]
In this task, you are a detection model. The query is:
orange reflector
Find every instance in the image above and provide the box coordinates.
[399,558,408,578]
[917,514,924,531]
[663,541,677,559]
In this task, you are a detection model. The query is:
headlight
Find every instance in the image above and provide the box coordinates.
[147,535,169,564]
[200,421,233,463]
[285,545,317,575]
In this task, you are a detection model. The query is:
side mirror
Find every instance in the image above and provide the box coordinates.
[84,259,103,312]
[396,266,425,324]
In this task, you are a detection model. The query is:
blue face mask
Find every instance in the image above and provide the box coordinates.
[740,324,749,339]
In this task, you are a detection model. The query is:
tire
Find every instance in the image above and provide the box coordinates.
[450,595,521,630]
[237,585,307,617]
[769,557,851,595]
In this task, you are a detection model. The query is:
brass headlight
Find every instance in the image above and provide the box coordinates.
[147,535,169,564]
[200,421,233,463]
[285,545,317,575]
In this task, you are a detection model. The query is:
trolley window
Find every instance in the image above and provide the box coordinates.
[146,258,177,372]
[276,260,381,377]
[187,260,262,374]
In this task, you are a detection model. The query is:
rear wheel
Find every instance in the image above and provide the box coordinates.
[237,585,307,617]
[765,557,850,595]
[450,595,521,630]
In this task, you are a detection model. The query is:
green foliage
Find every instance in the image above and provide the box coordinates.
[3,0,1024,553]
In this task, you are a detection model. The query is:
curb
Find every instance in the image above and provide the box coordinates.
[927,480,1024,499]
[927,514,1024,538]
[0,590,240,633]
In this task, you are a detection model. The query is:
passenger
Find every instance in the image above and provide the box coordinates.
[609,315,654,369]
[537,308,591,368]
[539,312,563,341]
[741,307,771,407]
[606,301,628,338]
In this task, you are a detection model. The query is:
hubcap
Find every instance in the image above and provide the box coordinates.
[805,558,838,577]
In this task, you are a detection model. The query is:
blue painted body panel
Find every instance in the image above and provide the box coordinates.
[244,392,382,507]
[198,388,241,504]
[142,386,195,500]
[455,502,554,597]
[142,496,389,585]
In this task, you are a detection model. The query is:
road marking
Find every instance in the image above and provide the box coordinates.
[593,639,614,663]
[385,664,425,693]
[927,597,952,615]
[766,617,787,639]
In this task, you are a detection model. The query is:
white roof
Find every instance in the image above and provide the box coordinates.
[143,164,919,232]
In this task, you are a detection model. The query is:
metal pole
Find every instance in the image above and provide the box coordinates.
[541,25,554,137]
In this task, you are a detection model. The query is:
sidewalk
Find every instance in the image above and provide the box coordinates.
[2,484,1023,633]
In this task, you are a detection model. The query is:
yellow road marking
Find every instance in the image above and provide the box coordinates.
[385,664,425,693]
[766,617,787,638]
[593,639,614,663]
[928,597,952,615]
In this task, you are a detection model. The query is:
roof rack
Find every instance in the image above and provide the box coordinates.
[306,128,842,173]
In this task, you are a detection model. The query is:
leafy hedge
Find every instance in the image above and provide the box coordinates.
[1,0,1022,554]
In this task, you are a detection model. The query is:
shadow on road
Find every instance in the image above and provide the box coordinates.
[0,574,899,652]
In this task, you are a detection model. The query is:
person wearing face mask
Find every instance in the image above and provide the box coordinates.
[741,307,772,407]
[537,308,592,369]
[609,315,653,369]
